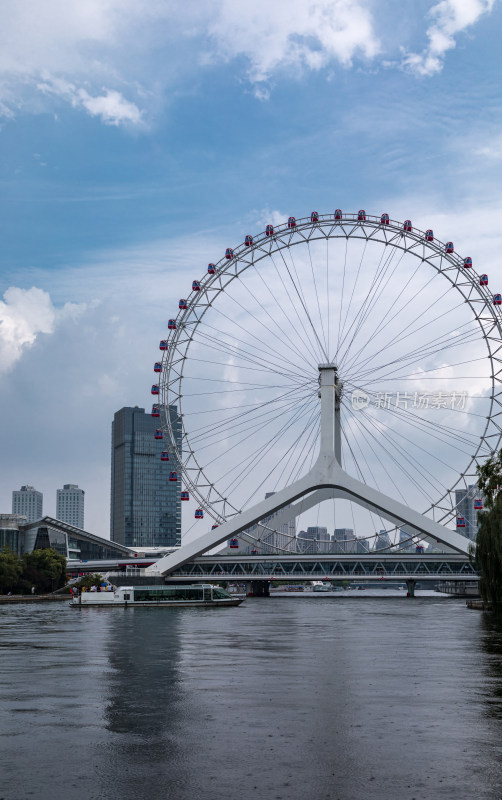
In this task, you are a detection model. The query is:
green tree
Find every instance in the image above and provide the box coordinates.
[0,547,22,594]
[476,450,502,609]
[20,548,67,594]
[74,573,103,590]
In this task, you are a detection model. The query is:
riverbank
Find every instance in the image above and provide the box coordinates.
[0,594,69,604]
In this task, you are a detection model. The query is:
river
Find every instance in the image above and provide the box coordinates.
[1,595,502,800]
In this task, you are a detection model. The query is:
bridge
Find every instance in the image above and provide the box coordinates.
[147,365,473,584]
[165,552,476,583]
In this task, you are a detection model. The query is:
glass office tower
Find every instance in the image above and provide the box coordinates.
[110,406,182,548]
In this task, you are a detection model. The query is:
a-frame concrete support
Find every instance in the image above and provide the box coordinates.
[147,365,470,577]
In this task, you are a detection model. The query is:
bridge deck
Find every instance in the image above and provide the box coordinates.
[169,553,477,582]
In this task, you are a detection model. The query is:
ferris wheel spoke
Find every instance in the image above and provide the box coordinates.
[346,385,486,453]
[207,301,316,376]
[216,394,319,499]
[346,408,418,506]
[306,240,329,357]
[348,402,450,500]
[336,237,369,360]
[267,249,326,365]
[281,241,329,362]
[340,420,387,532]
[344,282,461,377]
[188,387,316,449]
[224,275,319,371]
[348,303,477,383]
[337,242,404,365]
[360,355,490,387]
[335,237,348,358]
[247,262,320,371]
[270,406,320,492]
[192,322,312,382]
[237,397,321,508]
[340,263,442,373]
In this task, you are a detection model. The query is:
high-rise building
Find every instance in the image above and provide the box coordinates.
[333,527,356,553]
[12,485,43,523]
[111,405,182,548]
[455,485,483,541]
[299,526,330,553]
[375,529,392,551]
[238,492,296,554]
[56,484,85,529]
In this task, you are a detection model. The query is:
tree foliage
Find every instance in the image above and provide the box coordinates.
[74,574,103,590]
[0,547,67,594]
[0,547,23,593]
[476,451,502,608]
[21,548,67,593]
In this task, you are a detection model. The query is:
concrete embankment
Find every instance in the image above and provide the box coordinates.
[0,594,70,604]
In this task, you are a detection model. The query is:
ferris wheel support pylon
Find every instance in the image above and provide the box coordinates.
[147,365,471,577]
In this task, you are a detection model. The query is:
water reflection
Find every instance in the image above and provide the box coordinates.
[3,599,502,800]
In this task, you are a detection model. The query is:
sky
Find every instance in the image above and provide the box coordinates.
[0,0,501,541]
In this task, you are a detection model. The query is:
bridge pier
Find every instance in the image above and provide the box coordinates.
[246,580,270,598]
[406,579,416,598]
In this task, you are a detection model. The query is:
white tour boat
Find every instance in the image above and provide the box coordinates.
[70,584,244,608]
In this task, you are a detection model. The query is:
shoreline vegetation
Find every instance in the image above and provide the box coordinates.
[0,547,66,596]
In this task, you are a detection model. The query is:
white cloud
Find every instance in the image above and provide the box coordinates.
[0,286,85,372]
[0,0,383,122]
[37,77,143,126]
[207,0,381,85]
[402,0,495,76]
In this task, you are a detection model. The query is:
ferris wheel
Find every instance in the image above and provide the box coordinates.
[151,211,502,553]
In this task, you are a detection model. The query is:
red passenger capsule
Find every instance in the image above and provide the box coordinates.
[151,405,160,418]
[151,384,160,395]
[225,248,234,259]
[159,340,168,351]
[245,235,253,246]
[456,516,466,527]
[380,213,389,225]
[463,257,472,268]
[180,491,189,501]
[195,509,204,519]
[265,225,274,236]
[425,229,434,242]
[207,263,216,275]
[211,524,219,530]
[154,429,163,440]
[403,220,412,232]
[480,274,488,286]
[288,216,296,228]
[474,499,483,510]
[179,299,187,309]
[169,471,178,482]
[154,362,162,373]
[334,209,342,220]
[160,451,169,462]
[445,242,454,254]
[229,538,239,548]
[493,294,502,305]
[168,319,176,330]
[358,209,366,221]
[192,280,200,291]
[311,211,319,222]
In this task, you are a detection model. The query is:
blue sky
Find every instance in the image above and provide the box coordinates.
[0,0,501,538]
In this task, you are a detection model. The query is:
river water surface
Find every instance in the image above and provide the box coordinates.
[2,596,502,800]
